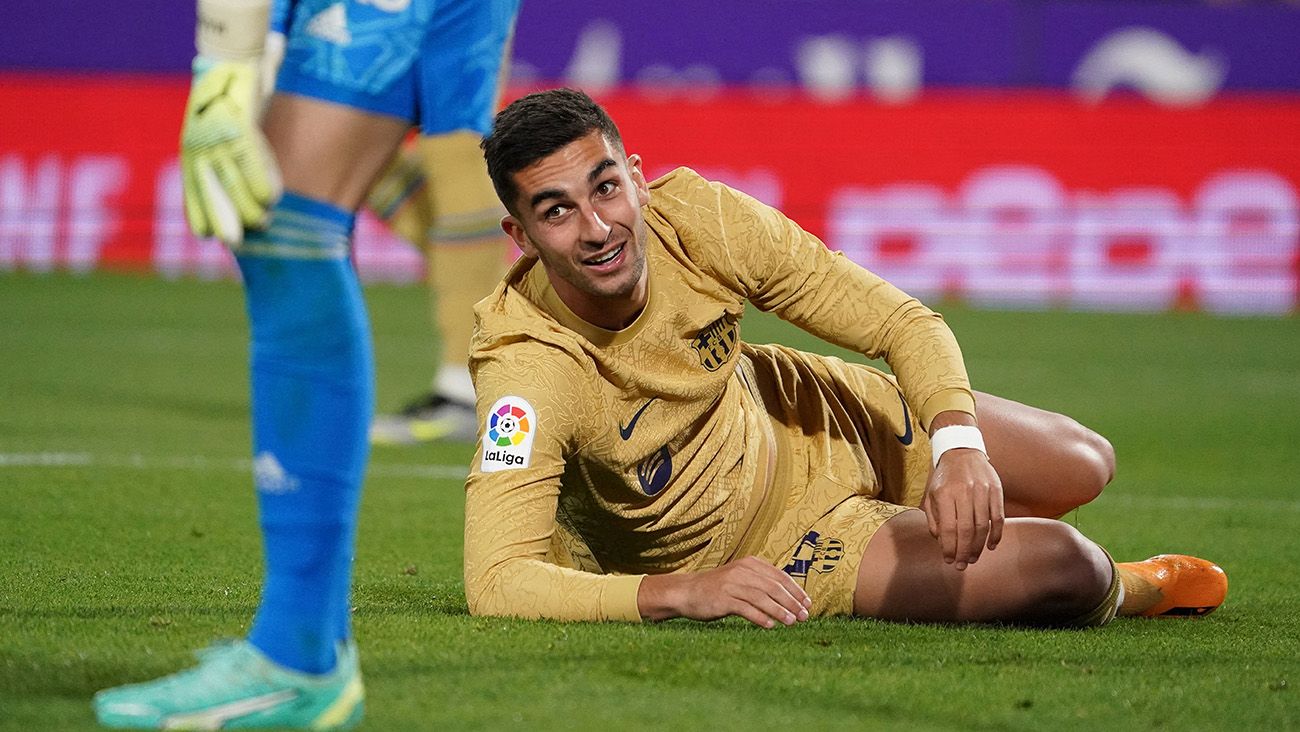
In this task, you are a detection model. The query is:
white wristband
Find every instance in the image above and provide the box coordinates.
[930,425,987,468]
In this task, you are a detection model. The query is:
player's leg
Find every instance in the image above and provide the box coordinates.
[370,0,518,445]
[799,351,1221,622]
[261,96,410,208]
[416,131,510,437]
[973,391,1116,519]
[241,92,408,675]
[795,357,1114,520]
[943,394,1226,616]
[368,131,510,444]
[364,139,433,247]
[94,98,407,730]
[94,0,418,725]
[853,511,1121,626]
[217,0,427,681]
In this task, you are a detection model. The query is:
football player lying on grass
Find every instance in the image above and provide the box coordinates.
[462,89,1226,629]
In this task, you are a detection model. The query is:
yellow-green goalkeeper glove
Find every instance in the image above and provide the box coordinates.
[180,56,282,247]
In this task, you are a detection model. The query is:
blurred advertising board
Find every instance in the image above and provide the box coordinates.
[511,0,1300,102]
[2,76,1296,314]
[5,0,1299,98]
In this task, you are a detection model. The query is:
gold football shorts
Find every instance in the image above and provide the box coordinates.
[740,343,933,616]
[771,495,914,616]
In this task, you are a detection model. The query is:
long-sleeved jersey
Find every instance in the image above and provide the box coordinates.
[463,167,974,622]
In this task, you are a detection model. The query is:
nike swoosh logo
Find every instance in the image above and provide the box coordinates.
[895,391,914,446]
[619,397,658,440]
[162,689,299,728]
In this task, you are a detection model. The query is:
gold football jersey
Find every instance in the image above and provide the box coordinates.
[463,168,974,622]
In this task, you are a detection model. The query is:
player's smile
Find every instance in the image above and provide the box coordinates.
[501,130,652,330]
[583,241,624,268]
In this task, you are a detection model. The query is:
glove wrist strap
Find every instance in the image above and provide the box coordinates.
[197,0,271,61]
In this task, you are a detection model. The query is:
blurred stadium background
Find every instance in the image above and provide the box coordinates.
[2,0,1297,314]
[3,3,1300,730]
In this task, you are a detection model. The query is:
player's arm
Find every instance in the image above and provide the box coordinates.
[921,410,1003,571]
[712,184,968,419]
[696,177,1002,569]
[469,456,810,627]
[467,342,810,626]
[463,348,644,622]
[181,0,283,246]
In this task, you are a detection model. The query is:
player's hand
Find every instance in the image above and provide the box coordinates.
[638,556,813,628]
[922,448,1005,571]
[180,56,282,246]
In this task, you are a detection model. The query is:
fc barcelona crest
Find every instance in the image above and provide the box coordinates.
[782,530,846,580]
[691,315,738,371]
[812,536,845,574]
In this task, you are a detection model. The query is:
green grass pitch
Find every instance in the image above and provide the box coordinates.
[1,271,1297,730]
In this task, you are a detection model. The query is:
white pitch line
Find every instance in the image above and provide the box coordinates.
[2,452,1298,513]
[1098,493,1300,514]
[0,451,469,480]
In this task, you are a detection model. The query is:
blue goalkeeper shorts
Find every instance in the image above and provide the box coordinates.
[275,0,518,136]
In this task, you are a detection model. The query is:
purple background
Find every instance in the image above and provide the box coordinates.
[1,0,1297,91]
[4,0,197,73]
[1041,2,1300,90]
[510,1,1020,88]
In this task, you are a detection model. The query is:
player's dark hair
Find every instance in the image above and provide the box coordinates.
[481,88,625,213]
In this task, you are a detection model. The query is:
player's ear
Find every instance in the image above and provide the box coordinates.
[501,215,536,258]
[627,153,650,207]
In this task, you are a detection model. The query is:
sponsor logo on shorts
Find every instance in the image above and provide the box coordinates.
[782,530,846,580]
[636,445,673,496]
[480,396,536,473]
[691,315,738,372]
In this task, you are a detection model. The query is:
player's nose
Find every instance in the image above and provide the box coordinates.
[577,206,612,246]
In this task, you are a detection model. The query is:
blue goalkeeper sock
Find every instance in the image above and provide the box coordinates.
[235,192,372,674]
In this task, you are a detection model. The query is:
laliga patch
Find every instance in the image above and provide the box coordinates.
[480,396,537,472]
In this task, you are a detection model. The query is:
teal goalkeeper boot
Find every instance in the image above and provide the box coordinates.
[93,639,364,729]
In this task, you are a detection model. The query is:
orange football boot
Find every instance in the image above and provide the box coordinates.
[1117,554,1228,617]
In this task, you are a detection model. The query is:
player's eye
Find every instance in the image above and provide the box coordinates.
[595,180,618,196]
[543,204,567,220]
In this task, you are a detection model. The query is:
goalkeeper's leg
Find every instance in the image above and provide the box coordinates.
[95,95,407,730]
[245,94,409,674]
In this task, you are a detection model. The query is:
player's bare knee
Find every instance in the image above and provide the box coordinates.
[1055,415,1115,504]
[1076,427,1116,501]
[1021,521,1111,619]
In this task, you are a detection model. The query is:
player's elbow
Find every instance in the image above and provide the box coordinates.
[463,568,501,618]
[463,562,525,619]
[464,592,499,619]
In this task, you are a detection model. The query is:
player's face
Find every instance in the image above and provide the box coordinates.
[501,130,651,330]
